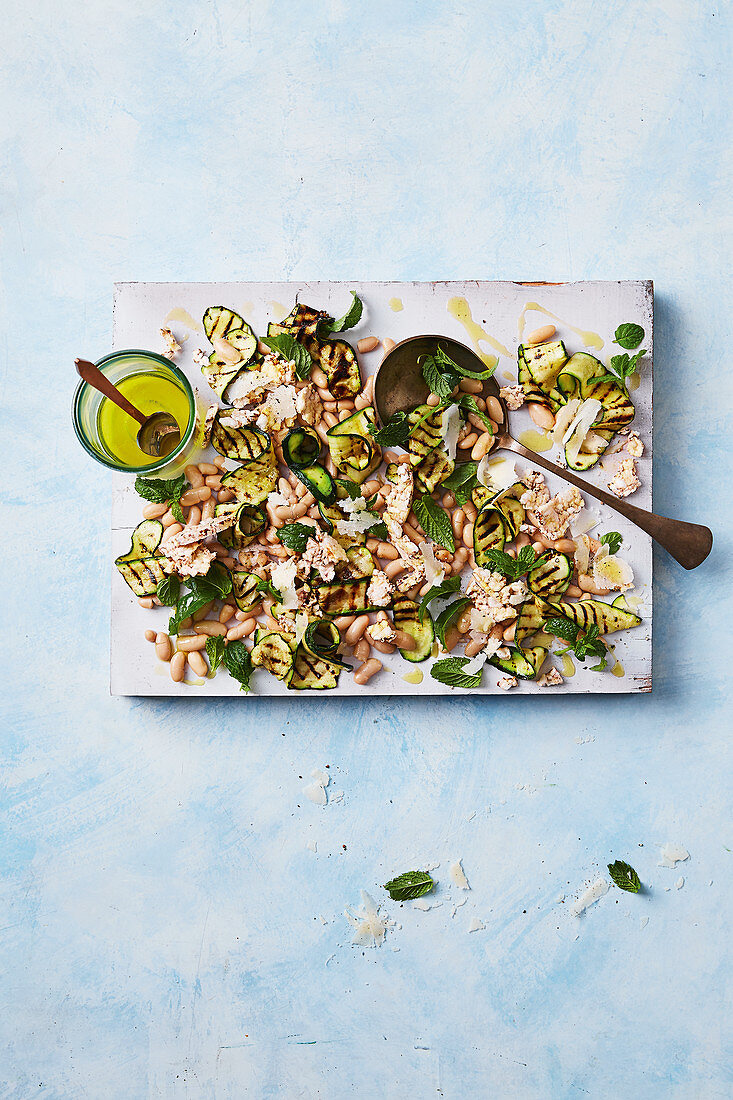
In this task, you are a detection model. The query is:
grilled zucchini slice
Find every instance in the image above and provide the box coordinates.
[345,545,376,578]
[282,427,321,467]
[526,551,572,596]
[415,447,454,493]
[221,440,278,506]
[114,519,166,596]
[515,596,550,646]
[408,405,443,466]
[318,340,362,398]
[251,632,296,680]
[489,645,548,680]
[211,420,268,462]
[316,577,370,616]
[326,407,381,484]
[495,495,525,540]
[219,504,267,549]
[203,306,245,342]
[287,648,343,690]
[392,596,434,663]
[473,505,506,565]
[231,571,262,614]
[545,597,641,635]
[294,462,336,504]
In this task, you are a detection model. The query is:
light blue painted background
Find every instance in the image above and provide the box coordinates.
[1,1,731,1097]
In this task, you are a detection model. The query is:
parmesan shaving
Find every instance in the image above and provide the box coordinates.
[270,558,299,611]
[551,398,581,445]
[345,891,389,948]
[419,542,445,588]
[658,843,690,868]
[477,455,516,492]
[592,553,634,591]
[570,508,600,537]
[449,860,470,890]
[441,404,461,461]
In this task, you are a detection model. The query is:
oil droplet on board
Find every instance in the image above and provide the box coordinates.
[447,297,511,368]
[519,429,553,453]
[560,653,576,678]
[165,307,203,332]
[518,302,604,350]
[611,659,625,678]
[625,595,643,612]
[628,371,641,391]
[431,641,440,659]
[269,301,288,320]
[240,301,255,319]
[532,631,555,647]
[502,370,516,382]
[389,297,404,312]
[402,669,423,685]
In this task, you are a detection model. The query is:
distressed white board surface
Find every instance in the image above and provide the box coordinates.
[111,280,652,696]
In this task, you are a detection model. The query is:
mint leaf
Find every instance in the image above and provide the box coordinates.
[368,411,411,447]
[261,333,313,381]
[457,394,494,433]
[170,499,185,524]
[418,575,461,622]
[383,870,434,901]
[543,616,579,644]
[205,635,226,673]
[319,292,363,335]
[156,575,180,607]
[168,564,232,634]
[134,473,187,506]
[278,522,314,553]
[483,546,547,582]
[614,323,645,350]
[420,353,456,399]
[413,494,455,551]
[430,655,484,689]
[223,639,254,692]
[433,597,471,646]
[608,860,641,893]
[435,344,494,380]
[600,531,623,554]
[442,462,478,494]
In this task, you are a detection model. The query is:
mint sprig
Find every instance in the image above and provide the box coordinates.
[368,411,411,447]
[418,575,461,623]
[135,473,188,507]
[430,655,484,689]
[433,597,471,646]
[318,292,363,336]
[168,563,232,635]
[383,870,435,901]
[413,494,455,552]
[260,332,313,380]
[278,522,315,553]
[156,575,180,607]
[543,617,608,671]
[482,546,547,582]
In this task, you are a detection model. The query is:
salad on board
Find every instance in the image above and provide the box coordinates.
[115,296,646,692]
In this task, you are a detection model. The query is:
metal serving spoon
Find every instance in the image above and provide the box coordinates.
[75,358,181,458]
[374,335,713,569]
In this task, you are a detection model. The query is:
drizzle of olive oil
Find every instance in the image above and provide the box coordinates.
[625,595,643,612]
[402,669,423,685]
[447,296,511,368]
[431,641,440,659]
[165,307,203,332]
[560,653,576,678]
[518,302,604,350]
[502,370,516,382]
[611,659,625,678]
[628,371,641,391]
[519,428,553,453]
[389,297,404,312]
[269,301,288,321]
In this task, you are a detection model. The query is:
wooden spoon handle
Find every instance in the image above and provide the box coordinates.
[75,358,146,427]
[502,436,713,570]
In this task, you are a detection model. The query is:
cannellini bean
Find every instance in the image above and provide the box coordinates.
[198,462,219,475]
[566,584,582,598]
[218,489,236,503]
[578,573,611,596]
[526,324,556,345]
[180,486,211,506]
[205,475,222,490]
[187,505,201,526]
[201,498,216,521]
[515,532,531,548]
[161,523,183,544]
[385,559,407,580]
[442,492,456,509]
[185,464,204,488]
[187,650,208,677]
[354,638,371,661]
[463,500,477,522]
[554,538,576,553]
[462,523,474,549]
[219,603,236,623]
[177,635,207,652]
[138,596,154,609]
[194,621,227,636]
[382,338,396,355]
[456,607,472,633]
[333,614,356,631]
[528,403,555,430]
[170,652,186,682]
[503,623,516,642]
[144,629,157,643]
[161,509,177,528]
[486,396,504,423]
[362,479,381,497]
[393,629,416,651]
[427,392,441,407]
[353,657,383,685]
[311,365,328,388]
[212,336,242,363]
[154,633,171,662]
[443,626,461,652]
[323,411,338,428]
[471,433,493,461]
[357,336,379,353]
[377,542,398,561]
[458,377,483,394]
[345,615,370,645]
[532,540,545,553]
[226,619,256,641]
[142,502,168,520]
[459,432,478,450]
[463,639,484,658]
[451,508,466,539]
[371,639,396,655]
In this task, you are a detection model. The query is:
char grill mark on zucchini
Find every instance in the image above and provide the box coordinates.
[211,421,268,462]
[203,306,245,342]
[303,620,341,660]
[392,596,434,663]
[287,648,342,690]
[219,504,267,549]
[318,340,362,399]
[546,597,641,635]
[316,577,370,616]
[408,405,443,467]
[325,407,381,484]
[115,519,166,596]
[494,495,525,540]
[473,505,506,565]
[251,632,295,680]
[201,355,246,402]
[345,545,376,577]
[526,551,572,596]
[221,439,278,505]
[471,484,493,510]
[415,447,454,494]
[515,596,549,646]
[488,645,548,680]
[231,570,262,614]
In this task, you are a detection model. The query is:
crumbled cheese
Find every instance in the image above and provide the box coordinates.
[218,406,260,429]
[335,496,378,539]
[497,675,518,691]
[345,891,389,948]
[266,488,291,509]
[419,542,445,588]
[534,487,584,540]
[270,558,299,610]
[301,529,347,582]
[227,353,296,406]
[413,897,442,911]
[658,843,690,868]
[304,767,329,805]
[468,918,485,933]
[537,668,564,687]
[626,431,644,458]
[449,860,470,890]
[165,515,233,549]
[295,383,323,426]
[160,328,181,359]
[441,404,461,461]
[367,611,396,643]
[192,347,207,364]
[520,470,551,514]
[608,458,640,498]
[259,384,299,431]
[570,878,609,916]
[499,385,524,410]
[384,463,413,525]
[306,839,317,853]
[592,553,634,591]
[366,570,393,608]
[467,569,526,632]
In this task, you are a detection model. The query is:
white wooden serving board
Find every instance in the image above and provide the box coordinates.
[111,280,653,697]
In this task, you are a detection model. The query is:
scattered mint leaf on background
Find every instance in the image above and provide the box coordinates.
[608,860,641,892]
[319,292,363,335]
[614,323,645,350]
[600,531,623,554]
[383,870,435,901]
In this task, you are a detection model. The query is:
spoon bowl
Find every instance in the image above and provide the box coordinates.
[75,358,180,457]
[375,334,712,570]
